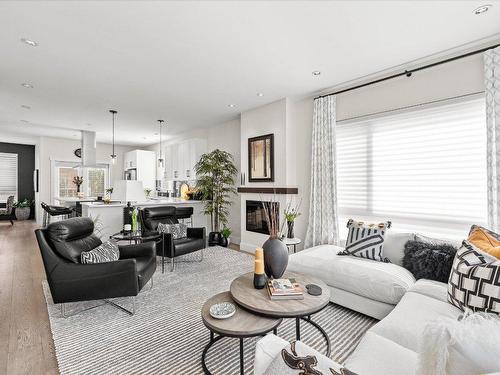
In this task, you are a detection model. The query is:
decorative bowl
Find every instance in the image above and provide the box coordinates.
[210,302,236,319]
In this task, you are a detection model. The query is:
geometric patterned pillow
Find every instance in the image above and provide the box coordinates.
[447,240,500,315]
[81,240,120,264]
[338,219,391,262]
[157,222,187,240]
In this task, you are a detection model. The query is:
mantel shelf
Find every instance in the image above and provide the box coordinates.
[237,187,298,195]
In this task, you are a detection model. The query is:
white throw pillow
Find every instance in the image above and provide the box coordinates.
[416,312,500,375]
[339,219,391,262]
[157,223,187,239]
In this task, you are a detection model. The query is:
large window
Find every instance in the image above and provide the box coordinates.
[0,152,18,203]
[336,96,487,239]
[54,162,109,198]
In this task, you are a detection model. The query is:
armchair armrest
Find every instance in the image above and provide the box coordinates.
[187,227,206,239]
[119,241,156,259]
[52,258,137,281]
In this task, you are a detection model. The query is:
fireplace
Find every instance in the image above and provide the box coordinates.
[246,200,279,235]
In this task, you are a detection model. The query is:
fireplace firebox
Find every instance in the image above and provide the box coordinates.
[246,200,279,235]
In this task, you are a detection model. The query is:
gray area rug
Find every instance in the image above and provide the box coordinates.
[43,247,377,374]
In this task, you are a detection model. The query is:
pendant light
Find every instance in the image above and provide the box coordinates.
[158,119,164,168]
[109,110,117,165]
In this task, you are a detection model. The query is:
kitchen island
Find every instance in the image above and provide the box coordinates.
[81,199,208,240]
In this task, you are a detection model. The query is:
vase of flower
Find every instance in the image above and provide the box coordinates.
[73,176,84,198]
[284,198,302,239]
[287,221,295,239]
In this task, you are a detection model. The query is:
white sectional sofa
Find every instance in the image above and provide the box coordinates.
[286,232,418,319]
[254,279,462,375]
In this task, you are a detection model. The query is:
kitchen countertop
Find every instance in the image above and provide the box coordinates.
[81,198,205,208]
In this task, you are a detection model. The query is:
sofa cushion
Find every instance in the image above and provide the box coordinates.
[339,219,391,262]
[370,291,462,351]
[345,331,417,375]
[288,245,415,305]
[408,279,449,303]
[448,240,500,315]
[383,232,415,266]
[254,334,290,375]
[416,312,500,375]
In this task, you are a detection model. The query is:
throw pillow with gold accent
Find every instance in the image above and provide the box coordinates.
[338,219,392,262]
[468,224,500,259]
[263,340,358,375]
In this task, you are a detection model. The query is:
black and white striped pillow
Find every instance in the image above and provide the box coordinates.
[157,223,188,239]
[339,219,391,262]
[81,240,120,264]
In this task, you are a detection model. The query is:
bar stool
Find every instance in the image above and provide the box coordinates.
[41,202,73,227]
[175,206,194,227]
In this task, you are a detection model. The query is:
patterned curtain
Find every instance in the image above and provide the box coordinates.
[485,46,500,232]
[305,95,339,247]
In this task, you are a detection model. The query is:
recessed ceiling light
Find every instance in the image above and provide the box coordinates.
[21,105,31,109]
[228,104,236,108]
[20,38,38,47]
[256,93,264,97]
[20,119,29,123]
[86,123,92,127]
[21,83,34,88]
[312,71,321,76]
[154,132,158,135]
[474,4,492,14]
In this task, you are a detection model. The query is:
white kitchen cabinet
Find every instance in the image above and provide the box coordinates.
[123,150,156,190]
[164,138,207,181]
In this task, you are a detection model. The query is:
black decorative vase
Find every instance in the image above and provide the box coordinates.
[287,221,295,239]
[253,273,267,289]
[219,236,228,247]
[263,237,289,278]
[208,232,222,246]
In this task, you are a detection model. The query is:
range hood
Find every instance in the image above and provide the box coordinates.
[80,130,97,167]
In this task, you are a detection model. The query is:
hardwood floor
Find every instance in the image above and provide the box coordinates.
[0,220,58,375]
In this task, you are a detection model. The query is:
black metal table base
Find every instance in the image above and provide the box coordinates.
[201,328,278,375]
[295,315,332,357]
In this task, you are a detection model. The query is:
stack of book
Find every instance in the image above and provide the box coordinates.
[267,278,304,300]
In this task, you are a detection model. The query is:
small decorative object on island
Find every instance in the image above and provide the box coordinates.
[284,198,302,239]
[253,247,267,289]
[13,199,32,220]
[104,187,113,204]
[261,196,288,279]
[219,227,232,247]
[73,176,84,198]
[195,149,238,246]
[144,188,152,199]
[209,302,236,320]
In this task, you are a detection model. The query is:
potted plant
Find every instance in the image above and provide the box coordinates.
[13,199,33,220]
[73,176,84,198]
[104,187,113,204]
[144,188,152,200]
[194,149,238,246]
[283,198,302,239]
[220,227,232,247]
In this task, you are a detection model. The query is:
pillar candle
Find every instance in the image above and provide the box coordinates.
[255,259,264,275]
[255,247,264,262]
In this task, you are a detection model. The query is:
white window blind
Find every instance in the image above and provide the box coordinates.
[336,96,487,240]
[0,152,18,203]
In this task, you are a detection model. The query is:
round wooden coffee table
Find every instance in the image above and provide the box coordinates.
[201,291,282,375]
[230,271,331,355]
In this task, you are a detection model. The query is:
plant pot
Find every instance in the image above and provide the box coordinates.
[263,237,288,279]
[287,221,295,239]
[15,207,30,221]
[208,231,222,247]
[219,236,228,247]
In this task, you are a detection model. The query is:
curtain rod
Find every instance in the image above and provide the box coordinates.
[314,42,500,100]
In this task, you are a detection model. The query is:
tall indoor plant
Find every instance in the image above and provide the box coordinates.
[195,149,238,246]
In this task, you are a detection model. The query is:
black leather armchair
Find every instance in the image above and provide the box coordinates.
[35,217,156,316]
[139,206,206,272]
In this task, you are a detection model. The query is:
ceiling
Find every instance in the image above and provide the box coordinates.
[1,1,500,146]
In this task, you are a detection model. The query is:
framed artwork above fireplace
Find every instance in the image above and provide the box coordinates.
[248,133,274,182]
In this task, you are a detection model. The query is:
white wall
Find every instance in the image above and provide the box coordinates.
[145,118,242,244]
[38,136,135,223]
